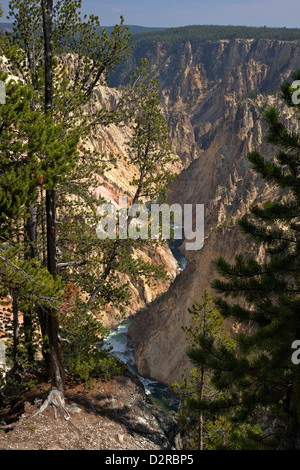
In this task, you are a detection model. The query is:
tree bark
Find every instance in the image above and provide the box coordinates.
[45,188,65,392]
[42,0,65,394]
[197,367,204,451]
[42,0,53,115]
[12,290,19,368]
[24,203,39,363]
[25,204,39,260]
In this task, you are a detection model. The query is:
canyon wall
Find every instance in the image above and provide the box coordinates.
[82,85,181,328]
[120,38,300,385]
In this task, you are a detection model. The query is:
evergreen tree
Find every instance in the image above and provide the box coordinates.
[196,75,300,449]
[0,74,75,397]
[0,0,132,408]
[173,290,235,450]
[84,59,178,314]
[59,282,123,386]
[0,1,178,411]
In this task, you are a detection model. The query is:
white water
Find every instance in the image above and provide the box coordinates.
[102,321,166,398]
[102,319,180,411]
[102,238,187,411]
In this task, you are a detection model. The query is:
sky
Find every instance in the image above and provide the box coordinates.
[1,0,300,29]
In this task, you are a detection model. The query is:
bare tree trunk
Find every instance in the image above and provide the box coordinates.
[197,367,204,451]
[45,188,65,392]
[42,0,53,115]
[197,310,207,450]
[24,203,39,363]
[46,189,57,278]
[12,290,19,368]
[25,204,39,260]
[41,0,65,396]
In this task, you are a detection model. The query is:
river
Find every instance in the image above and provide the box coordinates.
[102,238,186,413]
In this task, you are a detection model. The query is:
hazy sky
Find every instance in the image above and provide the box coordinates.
[1,0,300,28]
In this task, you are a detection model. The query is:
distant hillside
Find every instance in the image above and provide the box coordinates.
[0,22,167,35]
[0,22,13,33]
[2,22,300,43]
[130,24,300,45]
[107,24,300,88]
[105,25,167,34]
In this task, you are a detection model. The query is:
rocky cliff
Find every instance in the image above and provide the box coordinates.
[122,38,300,385]
[78,85,181,328]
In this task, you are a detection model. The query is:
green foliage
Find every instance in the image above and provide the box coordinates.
[0,245,63,309]
[131,24,300,47]
[0,1,177,392]
[207,76,300,449]
[59,283,124,386]
[227,424,266,450]
[173,290,236,450]
[173,291,272,450]
[61,316,123,385]
[0,74,37,232]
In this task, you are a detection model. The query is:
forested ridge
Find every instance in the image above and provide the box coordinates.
[130,24,300,46]
[2,22,300,44]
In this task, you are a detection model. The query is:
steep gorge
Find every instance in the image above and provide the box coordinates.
[112,37,300,385]
[83,90,180,328]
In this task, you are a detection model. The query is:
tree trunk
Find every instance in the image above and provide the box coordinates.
[42,0,53,115]
[24,203,39,363]
[45,188,65,391]
[25,204,39,260]
[12,290,19,368]
[197,367,205,451]
[46,189,57,278]
[42,0,65,395]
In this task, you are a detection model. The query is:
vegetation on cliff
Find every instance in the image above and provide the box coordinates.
[173,290,235,450]
[0,0,177,414]
[178,76,300,450]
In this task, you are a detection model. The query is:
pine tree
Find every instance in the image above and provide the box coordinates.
[0,74,63,371]
[0,1,178,410]
[84,59,178,314]
[59,282,123,386]
[0,0,132,409]
[173,290,235,450]
[200,75,300,449]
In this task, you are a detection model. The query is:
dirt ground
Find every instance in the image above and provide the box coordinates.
[0,369,180,451]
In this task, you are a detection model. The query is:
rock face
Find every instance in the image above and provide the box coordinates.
[124,38,300,385]
[77,85,181,328]
[111,38,300,166]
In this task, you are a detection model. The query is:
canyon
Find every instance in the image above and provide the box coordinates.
[105,36,300,385]
[2,32,300,391]
[2,26,300,451]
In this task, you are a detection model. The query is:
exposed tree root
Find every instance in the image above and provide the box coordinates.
[32,387,67,417]
[30,387,80,431]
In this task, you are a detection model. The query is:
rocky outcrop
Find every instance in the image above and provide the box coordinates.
[0,369,181,450]
[125,38,300,385]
